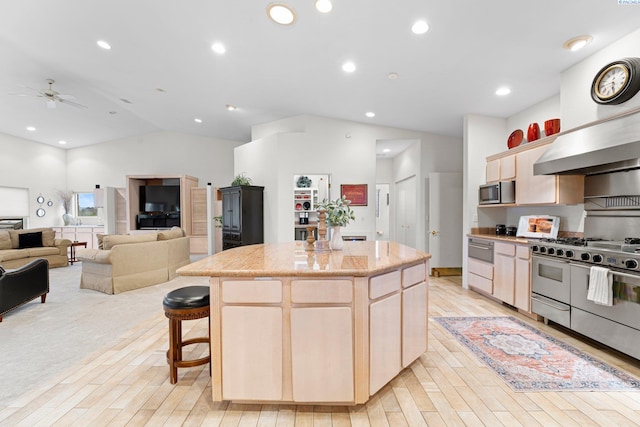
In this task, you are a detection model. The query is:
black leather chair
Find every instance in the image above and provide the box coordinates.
[0,258,49,322]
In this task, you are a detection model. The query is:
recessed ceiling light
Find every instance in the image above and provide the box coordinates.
[411,20,429,35]
[26,126,36,132]
[58,140,67,145]
[315,0,333,13]
[267,3,296,25]
[383,148,391,153]
[194,118,202,123]
[563,35,593,52]
[211,42,226,54]
[495,86,511,96]
[154,88,165,94]
[366,112,375,118]
[109,111,117,115]
[226,104,237,111]
[97,40,111,50]
[388,72,399,80]
[342,61,356,73]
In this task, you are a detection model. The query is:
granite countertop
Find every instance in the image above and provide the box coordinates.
[178,241,431,278]
[467,233,530,244]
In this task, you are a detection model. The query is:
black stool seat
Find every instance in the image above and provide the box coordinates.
[162,285,211,384]
[163,285,209,309]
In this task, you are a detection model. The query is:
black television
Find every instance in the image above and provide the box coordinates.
[140,185,180,213]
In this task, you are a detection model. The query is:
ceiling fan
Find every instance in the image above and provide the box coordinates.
[10,79,87,109]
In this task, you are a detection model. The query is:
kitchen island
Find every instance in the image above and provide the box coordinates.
[177,240,430,405]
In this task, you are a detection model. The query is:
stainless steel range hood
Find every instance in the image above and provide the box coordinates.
[533,111,640,176]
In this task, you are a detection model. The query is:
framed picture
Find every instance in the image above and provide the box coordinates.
[341,184,367,206]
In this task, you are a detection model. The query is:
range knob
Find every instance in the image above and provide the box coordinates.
[548,248,556,255]
[581,253,591,261]
[556,249,564,256]
[565,250,574,258]
[592,254,603,263]
[540,247,547,254]
[625,259,639,269]
[531,245,539,252]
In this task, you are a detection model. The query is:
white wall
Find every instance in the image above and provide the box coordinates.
[239,115,463,250]
[0,133,67,227]
[562,27,640,129]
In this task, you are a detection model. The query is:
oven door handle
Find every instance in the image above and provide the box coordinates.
[531,295,570,311]
[468,244,492,251]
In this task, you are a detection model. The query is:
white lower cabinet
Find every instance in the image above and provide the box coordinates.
[291,307,354,402]
[221,306,283,401]
[369,292,402,395]
[402,281,428,367]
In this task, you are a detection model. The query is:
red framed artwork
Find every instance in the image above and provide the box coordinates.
[340,184,368,206]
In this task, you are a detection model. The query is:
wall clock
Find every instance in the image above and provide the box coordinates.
[591,57,640,105]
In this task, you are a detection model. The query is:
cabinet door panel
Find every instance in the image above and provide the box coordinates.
[291,307,354,402]
[221,306,282,400]
[402,282,428,367]
[369,293,401,395]
[515,257,531,311]
[494,253,515,305]
[516,145,557,205]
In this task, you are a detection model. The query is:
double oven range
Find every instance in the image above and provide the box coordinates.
[530,169,640,360]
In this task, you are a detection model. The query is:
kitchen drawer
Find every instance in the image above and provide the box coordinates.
[222,280,282,303]
[369,270,401,300]
[468,272,492,294]
[402,263,425,288]
[468,258,493,280]
[291,279,352,303]
[494,241,515,256]
[516,245,530,259]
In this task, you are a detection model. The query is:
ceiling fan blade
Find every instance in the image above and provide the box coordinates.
[57,94,77,100]
[57,98,87,109]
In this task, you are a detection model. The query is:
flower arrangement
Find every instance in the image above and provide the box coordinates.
[57,190,74,214]
[317,195,355,227]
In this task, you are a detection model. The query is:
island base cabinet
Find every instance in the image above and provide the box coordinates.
[291,307,354,402]
[221,306,283,401]
[369,293,401,395]
[402,282,428,367]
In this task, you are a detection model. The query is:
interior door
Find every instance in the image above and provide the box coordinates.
[428,172,463,269]
[396,176,416,248]
[375,184,390,240]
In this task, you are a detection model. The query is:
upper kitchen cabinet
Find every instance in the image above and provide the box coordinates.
[483,138,583,206]
[515,143,583,205]
[486,154,515,183]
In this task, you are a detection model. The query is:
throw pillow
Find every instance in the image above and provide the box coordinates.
[18,232,43,249]
[0,230,11,250]
[157,226,185,240]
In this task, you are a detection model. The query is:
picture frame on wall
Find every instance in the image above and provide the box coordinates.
[340,184,367,206]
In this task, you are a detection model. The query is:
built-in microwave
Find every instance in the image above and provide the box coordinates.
[479,181,515,205]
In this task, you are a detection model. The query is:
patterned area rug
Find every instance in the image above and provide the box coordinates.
[433,316,640,392]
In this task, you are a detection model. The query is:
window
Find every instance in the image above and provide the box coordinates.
[76,192,97,217]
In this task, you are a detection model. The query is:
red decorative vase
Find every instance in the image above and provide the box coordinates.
[527,123,540,142]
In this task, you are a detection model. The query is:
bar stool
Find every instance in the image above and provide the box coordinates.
[162,285,211,384]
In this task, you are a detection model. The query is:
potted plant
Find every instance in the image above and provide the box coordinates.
[231,173,252,186]
[317,195,355,250]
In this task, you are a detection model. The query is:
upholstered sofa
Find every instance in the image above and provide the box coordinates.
[0,258,49,322]
[0,228,71,269]
[76,227,191,294]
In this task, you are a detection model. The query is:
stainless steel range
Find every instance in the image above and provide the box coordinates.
[529,168,640,360]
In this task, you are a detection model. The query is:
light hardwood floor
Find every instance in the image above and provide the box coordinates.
[2,276,640,426]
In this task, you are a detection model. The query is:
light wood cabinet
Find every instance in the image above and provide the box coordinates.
[467,258,493,294]
[486,154,516,183]
[291,307,354,402]
[515,245,531,311]
[369,292,401,395]
[493,242,515,305]
[402,281,428,367]
[515,144,583,205]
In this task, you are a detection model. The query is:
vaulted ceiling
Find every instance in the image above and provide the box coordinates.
[1,1,639,155]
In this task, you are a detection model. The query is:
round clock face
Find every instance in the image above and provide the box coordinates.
[591,58,640,105]
[594,64,628,100]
